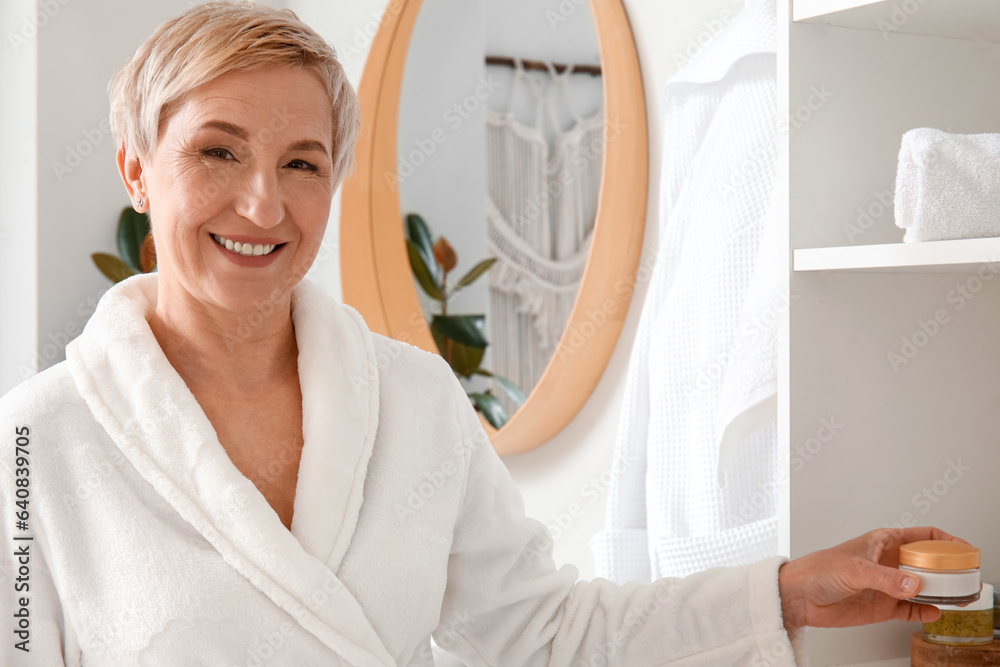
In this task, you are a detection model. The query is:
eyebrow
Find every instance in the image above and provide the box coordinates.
[288,139,331,155]
[200,120,248,141]
[198,121,330,155]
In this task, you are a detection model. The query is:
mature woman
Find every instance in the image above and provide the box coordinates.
[1,3,961,665]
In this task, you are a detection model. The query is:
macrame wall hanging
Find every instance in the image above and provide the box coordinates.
[485,59,603,412]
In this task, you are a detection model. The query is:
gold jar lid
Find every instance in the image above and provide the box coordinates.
[900,540,980,570]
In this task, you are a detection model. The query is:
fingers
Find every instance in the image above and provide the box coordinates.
[862,527,968,567]
[897,526,968,545]
[894,601,942,623]
[854,559,923,601]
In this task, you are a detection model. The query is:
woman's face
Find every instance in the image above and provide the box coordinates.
[137,65,335,317]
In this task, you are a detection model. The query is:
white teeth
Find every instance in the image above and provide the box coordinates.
[212,234,278,257]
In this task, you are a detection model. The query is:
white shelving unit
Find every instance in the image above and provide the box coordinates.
[785,1,1000,664]
[793,0,1000,43]
[795,237,1000,272]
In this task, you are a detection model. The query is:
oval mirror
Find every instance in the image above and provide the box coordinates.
[340,0,648,455]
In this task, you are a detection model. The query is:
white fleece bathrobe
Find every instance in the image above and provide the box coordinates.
[0,275,801,666]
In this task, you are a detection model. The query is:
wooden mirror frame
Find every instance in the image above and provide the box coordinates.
[340,0,648,455]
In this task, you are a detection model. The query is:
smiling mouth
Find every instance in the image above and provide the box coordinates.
[211,234,282,257]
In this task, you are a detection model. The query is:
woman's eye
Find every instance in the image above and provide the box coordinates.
[203,148,234,161]
[287,159,318,171]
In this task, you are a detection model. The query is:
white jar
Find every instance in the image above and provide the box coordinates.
[899,540,981,605]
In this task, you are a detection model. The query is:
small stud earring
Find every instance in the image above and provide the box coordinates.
[136,197,144,208]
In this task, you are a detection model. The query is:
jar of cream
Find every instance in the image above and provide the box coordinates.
[922,583,994,646]
[899,540,981,605]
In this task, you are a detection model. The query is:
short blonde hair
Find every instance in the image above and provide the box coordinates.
[109,1,359,185]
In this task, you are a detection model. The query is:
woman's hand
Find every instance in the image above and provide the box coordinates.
[778,527,969,630]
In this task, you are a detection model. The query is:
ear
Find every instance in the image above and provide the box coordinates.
[116,143,148,213]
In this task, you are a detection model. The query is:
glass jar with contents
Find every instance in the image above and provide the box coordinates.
[923,583,994,646]
[899,540,981,605]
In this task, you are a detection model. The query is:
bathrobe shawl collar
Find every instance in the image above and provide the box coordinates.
[65,274,394,667]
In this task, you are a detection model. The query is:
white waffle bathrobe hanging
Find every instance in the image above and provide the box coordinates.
[592,0,783,584]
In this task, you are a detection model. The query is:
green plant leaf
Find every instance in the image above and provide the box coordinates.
[430,324,484,377]
[468,392,508,429]
[405,213,440,282]
[473,369,526,405]
[432,314,487,349]
[117,207,149,271]
[430,321,446,357]
[407,240,444,301]
[455,257,497,289]
[448,339,485,377]
[92,252,137,284]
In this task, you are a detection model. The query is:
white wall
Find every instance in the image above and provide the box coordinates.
[0,0,39,394]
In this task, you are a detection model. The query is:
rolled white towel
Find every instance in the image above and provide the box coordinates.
[895,128,1000,242]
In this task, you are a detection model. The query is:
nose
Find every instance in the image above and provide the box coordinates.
[235,169,284,229]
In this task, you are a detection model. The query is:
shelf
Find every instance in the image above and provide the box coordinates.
[794,237,1000,272]
[793,0,1000,43]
